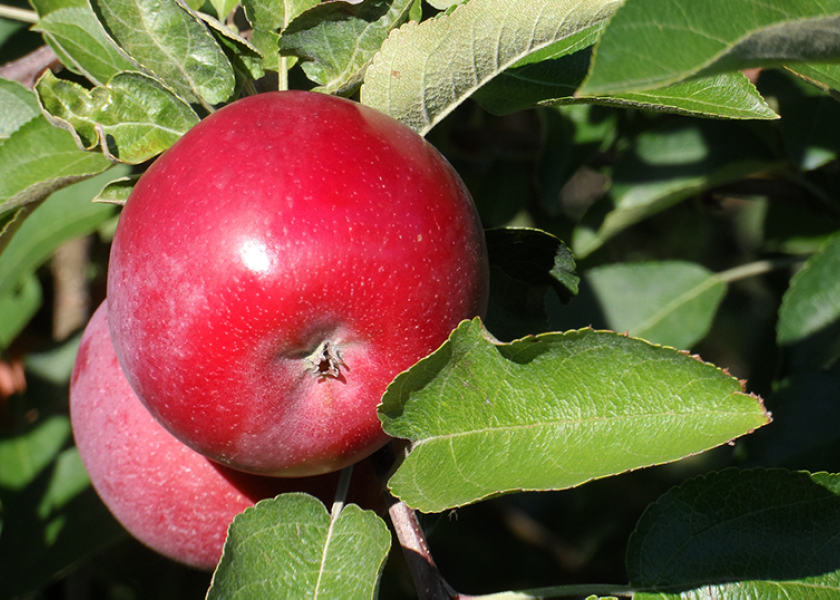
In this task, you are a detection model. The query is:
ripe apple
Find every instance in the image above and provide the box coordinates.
[107,90,489,476]
[71,301,383,570]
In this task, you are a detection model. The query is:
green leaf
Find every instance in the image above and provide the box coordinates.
[380,319,769,513]
[0,78,41,141]
[0,167,127,301]
[572,117,779,258]
[579,0,840,97]
[0,115,112,218]
[778,232,840,345]
[361,0,622,135]
[241,0,319,72]
[194,10,264,83]
[209,0,239,20]
[0,272,42,349]
[92,175,137,205]
[31,2,138,86]
[629,469,840,597]
[586,261,727,349]
[36,70,200,164]
[91,0,235,106]
[475,46,778,120]
[280,0,415,95]
[208,494,391,598]
[788,62,840,101]
[0,414,70,490]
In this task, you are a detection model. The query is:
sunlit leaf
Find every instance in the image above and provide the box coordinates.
[381,319,769,513]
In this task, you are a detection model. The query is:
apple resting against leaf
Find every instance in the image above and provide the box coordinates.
[107,90,489,476]
[71,301,382,570]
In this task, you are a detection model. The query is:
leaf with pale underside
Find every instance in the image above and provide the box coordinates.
[32,1,138,86]
[579,0,840,97]
[0,79,41,142]
[380,319,769,513]
[91,0,234,106]
[208,494,390,599]
[629,469,840,598]
[280,0,415,95]
[361,0,622,135]
[241,0,319,72]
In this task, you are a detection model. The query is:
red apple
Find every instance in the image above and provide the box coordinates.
[71,301,382,570]
[107,90,489,476]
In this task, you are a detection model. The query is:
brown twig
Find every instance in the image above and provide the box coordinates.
[0,44,61,89]
[388,500,463,600]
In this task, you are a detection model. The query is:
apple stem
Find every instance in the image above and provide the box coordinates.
[331,464,354,518]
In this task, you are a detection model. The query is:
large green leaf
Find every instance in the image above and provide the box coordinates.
[580,0,840,97]
[474,45,778,120]
[361,0,622,134]
[91,0,234,107]
[280,0,415,95]
[36,70,199,164]
[31,0,138,86]
[380,319,769,513]
[208,494,391,598]
[777,232,840,345]
[629,469,840,597]
[586,261,727,350]
[0,115,112,218]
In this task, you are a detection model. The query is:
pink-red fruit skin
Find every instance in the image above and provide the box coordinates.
[70,301,376,570]
[107,90,489,477]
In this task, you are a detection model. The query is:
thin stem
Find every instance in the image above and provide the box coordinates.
[715,255,806,284]
[330,464,354,519]
[0,4,38,22]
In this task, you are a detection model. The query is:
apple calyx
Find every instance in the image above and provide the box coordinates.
[307,341,347,379]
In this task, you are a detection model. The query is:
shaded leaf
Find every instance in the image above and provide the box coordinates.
[242,0,319,72]
[629,469,840,598]
[572,117,779,258]
[208,494,390,598]
[380,319,769,513]
[280,0,415,95]
[778,232,840,345]
[586,261,727,349]
[36,70,199,164]
[361,0,622,134]
[92,0,234,106]
[788,62,840,102]
[579,0,840,97]
[0,273,42,349]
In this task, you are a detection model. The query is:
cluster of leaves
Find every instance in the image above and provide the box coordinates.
[2,0,840,598]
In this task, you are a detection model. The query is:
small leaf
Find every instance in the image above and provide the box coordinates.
[586,261,727,349]
[93,175,138,205]
[208,494,391,598]
[280,0,415,95]
[32,4,138,86]
[0,273,42,349]
[36,70,200,164]
[579,0,840,97]
[0,115,112,218]
[629,469,840,597]
[380,319,769,513]
[0,79,41,141]
[91,0,235,106]
[361,0,622,134]
[209,0,239,19]
[241,0,319,72]
[778,232,840,345]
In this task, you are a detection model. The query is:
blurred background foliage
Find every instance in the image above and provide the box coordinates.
[2,2,840,597]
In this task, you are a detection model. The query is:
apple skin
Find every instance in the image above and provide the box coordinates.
[71,301,382,570]
[107,90,489,476]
